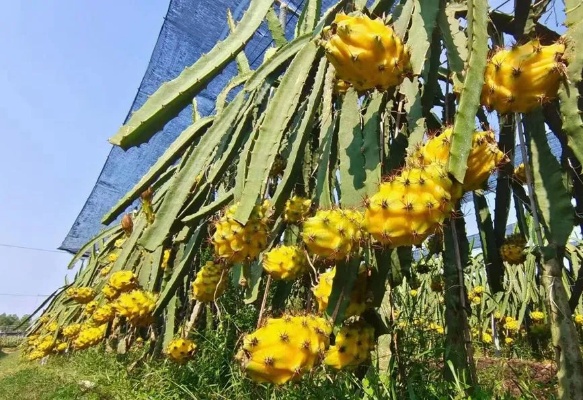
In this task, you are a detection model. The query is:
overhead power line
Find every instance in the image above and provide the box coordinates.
[0,242,68,254]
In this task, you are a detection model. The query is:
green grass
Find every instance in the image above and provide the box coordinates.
[0,344,558,400]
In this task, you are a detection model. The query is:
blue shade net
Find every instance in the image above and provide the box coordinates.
[60,0,345,253]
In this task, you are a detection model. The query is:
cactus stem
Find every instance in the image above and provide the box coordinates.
[515,113,545,247]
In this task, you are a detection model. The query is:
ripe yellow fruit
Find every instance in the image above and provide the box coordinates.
[192,261,228,302]
[312,266,368,318]
[165,338,197,364]
[284,196,311,223]
[262,245,308,281]
[102,284,119,300]
[236,314,331,384]
[66,287,96,304]
[62,324,82,339]
[108,271,138,292]
[301,209,364,259]
[108,252,119,263]
[54,342,68,353]
[481,39,566,114]
[99,265,113,277]
[504,317,520,331]
[530,310,544,322]
[574,314,583,326]
[411,128,508,192]
[324,320,375,370]
[73,324,107,350]
[84,300,98,315]
[365,164,456,247]
[92,304,115,324]
[514,163,526,184]
[161,249,172,270]
[113,290,157,326]
[500,234,527,265]
[212,201,271,263]
[321,13,411,91]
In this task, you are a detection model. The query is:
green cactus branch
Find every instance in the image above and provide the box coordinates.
[315,66,336,208]
[524,112,574,248]
[448,0,488,184]
[138,93,248,252]
[234,44,321,224]
[338,89,366,208]
[558,0,583,167]
[109,0,273,149]
[272,57,328,214]
[102,116,214,225]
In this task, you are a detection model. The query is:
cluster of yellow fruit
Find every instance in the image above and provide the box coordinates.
[324,319,375,369]
[102,270,138,300]
[574,314,583,326]
[23,334,57,360]
[112,290,157,326]
[236,314,332,384]
[366,127,506,248]
[92,304,115,324]
[72,324,107,350]
[165,338,197,364]
[212,201,271,264]
[500,234,527,265]
[502,316,521,332]
[283,196,312,224]
[161,249,172,270]
[481,39,566,114]
[320,13,412,92]
[65,287,96,304]
[468,286,485,305]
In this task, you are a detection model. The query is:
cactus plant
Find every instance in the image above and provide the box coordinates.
[27,0,583,397]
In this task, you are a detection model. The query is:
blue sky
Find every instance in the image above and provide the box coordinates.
[0,1,168,316]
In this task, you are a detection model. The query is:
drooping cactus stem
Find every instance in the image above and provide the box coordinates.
[515,113,544,247]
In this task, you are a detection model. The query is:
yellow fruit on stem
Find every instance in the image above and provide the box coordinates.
[500,234,527,265]
[301,209,364,259]
[321,13,412,92]
[113,290,157,326]
[66,287,96,304]
[236,314,331,384]
[262,245,308,281]
[92,304,115,324]
[284,196,311,223]
[108,271,138,292]
[192,261,228,302]
[481,39,566,114]
[324,319,375,370]
[365,164,456,247]
[165,338,197,363]
[411,127,508,192]
[73,324,107,350]
[212,201,271,263]
[312,266,368,318]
